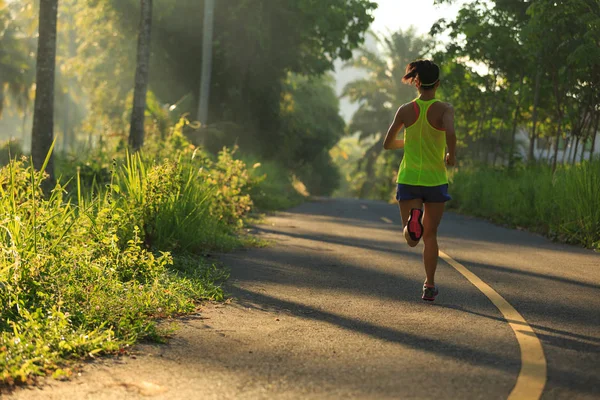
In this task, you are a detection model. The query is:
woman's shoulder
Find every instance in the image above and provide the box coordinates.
[431,100,453,113]
[434,100,452,107]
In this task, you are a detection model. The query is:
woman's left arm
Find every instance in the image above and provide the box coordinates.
[383,106,405,150]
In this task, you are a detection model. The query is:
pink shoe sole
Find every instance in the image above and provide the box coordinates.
[407,208,423,241]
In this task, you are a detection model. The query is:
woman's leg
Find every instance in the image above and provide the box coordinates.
[422,202,445,286]
[398,199,423,247]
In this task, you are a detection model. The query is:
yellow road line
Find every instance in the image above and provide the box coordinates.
[381,217,393,224]
[439,251,547,400]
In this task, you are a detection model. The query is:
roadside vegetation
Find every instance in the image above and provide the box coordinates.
[0,0,376,386]
[449,160,600,250]
[0,128,307,385]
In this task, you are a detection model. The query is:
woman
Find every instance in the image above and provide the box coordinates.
[383,59,456,302]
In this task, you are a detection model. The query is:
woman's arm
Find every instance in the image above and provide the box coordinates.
[443,104,457,166]
[383,106,405,150]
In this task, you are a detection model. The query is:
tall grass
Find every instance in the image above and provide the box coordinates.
[449,159,600,249]
[0,142,262,384]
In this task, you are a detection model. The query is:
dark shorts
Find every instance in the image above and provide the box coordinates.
[396,183,451,203]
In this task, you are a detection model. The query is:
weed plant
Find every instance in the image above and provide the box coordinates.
[0,134,259,384]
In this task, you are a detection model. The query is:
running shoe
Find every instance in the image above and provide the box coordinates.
[407,208,424,241]
[422,285,439,301]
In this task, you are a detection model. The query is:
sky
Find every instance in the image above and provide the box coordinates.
[370,0,463,37]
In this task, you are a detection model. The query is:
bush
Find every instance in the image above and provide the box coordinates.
[0,156,231,385]
[245,159,306,211]
[449,159,600,249]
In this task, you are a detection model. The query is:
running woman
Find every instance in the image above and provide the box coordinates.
[382,59,457,302]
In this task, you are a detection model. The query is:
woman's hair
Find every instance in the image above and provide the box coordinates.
[402,59,440,89]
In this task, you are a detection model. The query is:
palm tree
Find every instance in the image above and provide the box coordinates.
[31,0,59,182]
[129,0,153,151]
[343,28,428,198]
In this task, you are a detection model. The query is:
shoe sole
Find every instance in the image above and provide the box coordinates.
[422,286,438,301]
[407,208,423,241]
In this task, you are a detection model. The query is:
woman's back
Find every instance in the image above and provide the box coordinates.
[396,98,450,187]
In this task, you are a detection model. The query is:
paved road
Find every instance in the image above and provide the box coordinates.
[9,199,600,399]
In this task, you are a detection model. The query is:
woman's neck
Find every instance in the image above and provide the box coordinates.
[419,91,436,101]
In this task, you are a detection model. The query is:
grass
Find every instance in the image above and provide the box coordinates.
[449,159,600,250]
[0,125,308,386]
[0,136,269,385]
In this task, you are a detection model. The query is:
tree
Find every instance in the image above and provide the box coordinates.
[431,0,600,168]
[144,0,376,158]
[280,74,346,195]
[31,0,58,181]
[128,0,152,151]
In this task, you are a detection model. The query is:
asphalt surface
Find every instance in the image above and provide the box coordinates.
[7,198,600,399]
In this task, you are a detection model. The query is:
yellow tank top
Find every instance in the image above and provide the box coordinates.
[397,98,448,186]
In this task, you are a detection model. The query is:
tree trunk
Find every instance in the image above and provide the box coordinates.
[543,138,551,163]
[197,0,215,127]
[580,132,588,163]
[552,118,563,172]
[590,112,599,161]
[528,69,542,163]
[551,69,565,173]
[483,76,499,165]
[31,0,58,182]
[562,136,570,164]
[509,72,525,168]
[580,113,595,163]
[571,136,580,165]
[474,78,493,162]
[128,0,153,151]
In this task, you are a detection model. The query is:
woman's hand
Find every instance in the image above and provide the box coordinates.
[445,152,456,166]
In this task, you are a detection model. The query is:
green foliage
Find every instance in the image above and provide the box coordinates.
[279,74,346,167]
[450,159,600,249]
[202,147,253,229]
[0,158,202,383]
[294,150,341,197]
[145,0,376,127]
[431,0,600,167]
[0,137,269,384]
[184,74,345,199]
[246,159,306,211]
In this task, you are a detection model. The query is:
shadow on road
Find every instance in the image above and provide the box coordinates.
[230,287,518,372]
[435,304,600,350]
